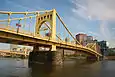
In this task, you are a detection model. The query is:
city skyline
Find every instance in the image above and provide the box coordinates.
[0,0,115,48]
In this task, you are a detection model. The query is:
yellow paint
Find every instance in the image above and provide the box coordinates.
[0,9,102,57]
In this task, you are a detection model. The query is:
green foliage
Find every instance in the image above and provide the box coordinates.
[108,49,115,56]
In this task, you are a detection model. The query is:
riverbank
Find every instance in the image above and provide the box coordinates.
[105,56,115,60]
[0,55,28,59]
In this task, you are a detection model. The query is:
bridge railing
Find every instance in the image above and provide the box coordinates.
[0,24,34,35]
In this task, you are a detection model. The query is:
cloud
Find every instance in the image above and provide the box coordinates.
[71,0,115,47]
[88,0,115,20]
[88,31,100,36]
[6,0,44,11]
[112,28,115,30]
[6,0,34,11]
[107,39,115,48]
[71,0,115,20]
[67,17,89,32]
[100,21,111,39]
[71,0,89,20]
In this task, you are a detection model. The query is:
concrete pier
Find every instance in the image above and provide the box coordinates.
[28,49,64,65]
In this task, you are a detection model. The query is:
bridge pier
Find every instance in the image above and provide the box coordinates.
[52,48,64,65]
[28,45,64,65]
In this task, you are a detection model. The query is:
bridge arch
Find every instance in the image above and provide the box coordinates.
[39,21,51,37]
[36,19,52,35]
[35,9,56,41]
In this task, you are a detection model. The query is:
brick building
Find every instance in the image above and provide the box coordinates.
[76,33,87,46]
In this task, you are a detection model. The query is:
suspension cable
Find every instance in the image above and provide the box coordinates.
[56,12,81,45]
[44,22,62,41]
[7,13,11,26]
[58,16,61,40]
[23,13,27,28]
[29,16,33,32]
[0,10,52,14]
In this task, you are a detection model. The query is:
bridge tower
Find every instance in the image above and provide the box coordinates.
[29,9,63,65]
[35,9,56,51]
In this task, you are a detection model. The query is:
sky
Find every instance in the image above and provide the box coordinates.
[0,0,115,48]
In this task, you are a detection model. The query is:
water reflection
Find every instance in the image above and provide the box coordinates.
[29,60,97,77]
[1,58,115,77]
[29,63,54,77]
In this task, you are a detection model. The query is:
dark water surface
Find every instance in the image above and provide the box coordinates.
[0,58,115,77]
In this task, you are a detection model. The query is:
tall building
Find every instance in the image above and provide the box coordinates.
[86,36,93,43]
[98,41,108,56]
[76,33,87,46]
[95,42,101,53]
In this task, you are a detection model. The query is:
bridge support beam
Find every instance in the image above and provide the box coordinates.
[51,45,56,51]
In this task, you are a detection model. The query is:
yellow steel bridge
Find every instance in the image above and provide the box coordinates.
[0,9,102,61]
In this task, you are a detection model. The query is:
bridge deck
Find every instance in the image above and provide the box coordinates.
[0,25,102,56]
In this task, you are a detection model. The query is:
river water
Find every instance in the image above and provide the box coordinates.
[0,58,115,77]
